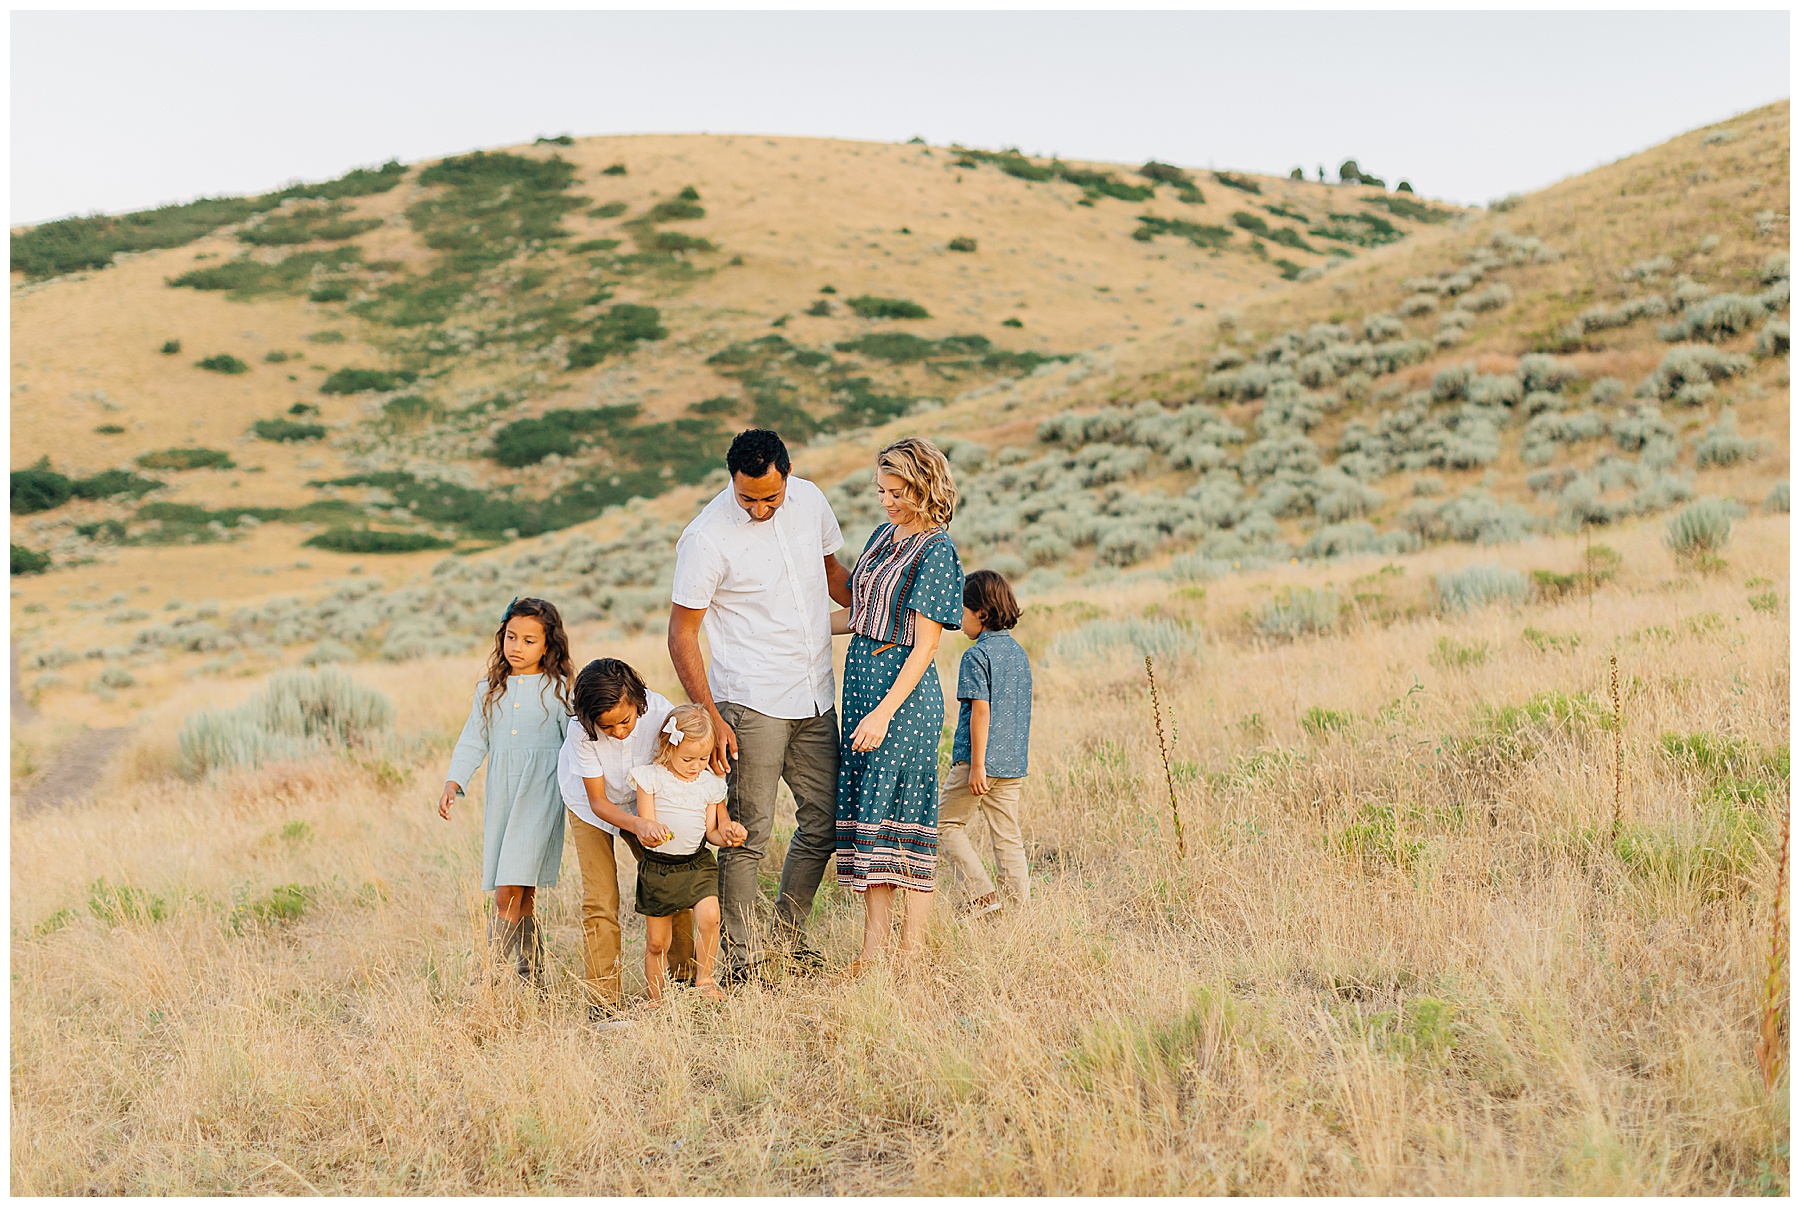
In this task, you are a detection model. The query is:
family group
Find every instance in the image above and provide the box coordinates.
[437,432,1035,1020]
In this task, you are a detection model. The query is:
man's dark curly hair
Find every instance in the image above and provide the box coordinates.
[726,429,791,480]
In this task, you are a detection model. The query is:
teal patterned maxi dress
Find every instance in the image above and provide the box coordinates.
[445,673,570,890]
[835,525,965,893]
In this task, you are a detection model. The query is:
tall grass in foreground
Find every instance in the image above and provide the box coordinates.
[10,519,1791,1194]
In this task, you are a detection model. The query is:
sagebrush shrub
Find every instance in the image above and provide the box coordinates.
[1664,498,1736,562]
[1435,563,1530,612]
[1693,409,1768,468]
[1051,616,1196,663]
[1255,587,1342,640]
[179,667,394,777]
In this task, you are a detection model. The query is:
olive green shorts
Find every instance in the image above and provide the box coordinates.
[632,845,719,918]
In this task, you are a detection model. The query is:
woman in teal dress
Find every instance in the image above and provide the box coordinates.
[833,437,965,972]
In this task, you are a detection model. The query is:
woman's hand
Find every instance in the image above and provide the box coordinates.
[850,709,891,753]
[632,816,672,847]
[720,819,748,847]
[437,782,460,820]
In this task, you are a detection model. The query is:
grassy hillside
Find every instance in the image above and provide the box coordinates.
[11,106,1788,721]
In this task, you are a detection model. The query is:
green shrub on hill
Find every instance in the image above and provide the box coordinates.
[649,231,714,253]
[303,529,452,554]
[11,461,71,513]
[319,368,418,394]
[1232,211,1271,237]
[160,339,182,355]
[1309,212,1403,248]
[574,238,621,253]
[590,201,628,219]
[1213,171,1262,195]
[645,197,705,222]
[847,295,930,319]
[806,299,833,316]
[195,353,250,375]
[12,161,404,279]
[567,304,668,369]
[490,404,642,467]
[602,163,627,176]
[381,395,440,429]
[1133,216,1233,249]
[281,160,407,202]
[948,237,977,252]
[253,418,327,442]
[238,203,382,246]
[1139,161,1203,203]
[11,544,50,575]
[136,447,235,472]
[1368,194,1453,223]
[168,246,363,299]
[71,469,163,500]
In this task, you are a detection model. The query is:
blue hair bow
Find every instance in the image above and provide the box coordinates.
[502,596,520,622]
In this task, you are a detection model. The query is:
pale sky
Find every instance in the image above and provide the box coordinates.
[11,10,1790,225]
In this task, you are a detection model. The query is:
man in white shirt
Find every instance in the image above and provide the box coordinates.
[668,429,852,983]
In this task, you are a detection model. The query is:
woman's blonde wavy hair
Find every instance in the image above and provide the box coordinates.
[877,437,959,529]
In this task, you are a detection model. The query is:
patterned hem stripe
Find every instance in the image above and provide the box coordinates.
[839,875,937,894]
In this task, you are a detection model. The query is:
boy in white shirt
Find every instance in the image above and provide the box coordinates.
[557,659,696,1022]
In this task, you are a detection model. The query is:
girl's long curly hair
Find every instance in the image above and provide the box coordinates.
[482,597,573,725]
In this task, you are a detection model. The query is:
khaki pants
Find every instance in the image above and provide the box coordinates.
[937,763,1030,904]
[716,702,839,972]
[567,809,694,1006]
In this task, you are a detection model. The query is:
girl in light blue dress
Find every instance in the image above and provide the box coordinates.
[439,596,575,986]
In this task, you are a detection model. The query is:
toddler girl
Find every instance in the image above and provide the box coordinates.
[439,596,574,987]
[628,704,746,1001]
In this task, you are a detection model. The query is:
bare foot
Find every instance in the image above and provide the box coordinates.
[695,981,726,1001]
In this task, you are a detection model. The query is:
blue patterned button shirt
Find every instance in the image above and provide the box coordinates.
[951,629,1033,778]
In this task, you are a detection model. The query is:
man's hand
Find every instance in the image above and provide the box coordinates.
[720,819,748,847]
[437,782,460,819]
[709,709,738,776]
[969,765,990,796]
[631,816,672,847]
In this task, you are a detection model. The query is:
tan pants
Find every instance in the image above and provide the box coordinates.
[937,763,1030,904]
[567,809,694,1006]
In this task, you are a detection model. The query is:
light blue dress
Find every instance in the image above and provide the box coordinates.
[446,674,569,890]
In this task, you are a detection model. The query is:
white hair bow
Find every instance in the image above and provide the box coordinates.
[662,714,684,743]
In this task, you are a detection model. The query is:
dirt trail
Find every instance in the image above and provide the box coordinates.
[11,645,129,818]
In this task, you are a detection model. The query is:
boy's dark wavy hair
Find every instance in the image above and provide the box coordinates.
[572,658,650,740]
[482,597,573,725]
[963,568,1022,630]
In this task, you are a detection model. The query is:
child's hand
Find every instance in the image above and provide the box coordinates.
[437,782,459,819]
[721,820,748,847]
[969,765,990,796]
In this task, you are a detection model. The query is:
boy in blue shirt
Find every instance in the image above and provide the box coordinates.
[939,569,1034,918]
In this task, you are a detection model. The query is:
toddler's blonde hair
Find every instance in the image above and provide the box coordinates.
[652,703,715,767]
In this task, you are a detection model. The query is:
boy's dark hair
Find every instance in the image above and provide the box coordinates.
[963,568,1022,630]
[726,429,790,480]
[572,657,649,740]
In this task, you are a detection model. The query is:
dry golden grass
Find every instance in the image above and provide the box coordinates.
[12,515,1788,1194]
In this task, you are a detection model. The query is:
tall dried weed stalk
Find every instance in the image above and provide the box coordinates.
[1756,799,1790,1092]
[1145,654,1187,859]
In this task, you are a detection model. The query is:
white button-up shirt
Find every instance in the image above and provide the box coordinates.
[557,690,675,835]
[670,475,843,720]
